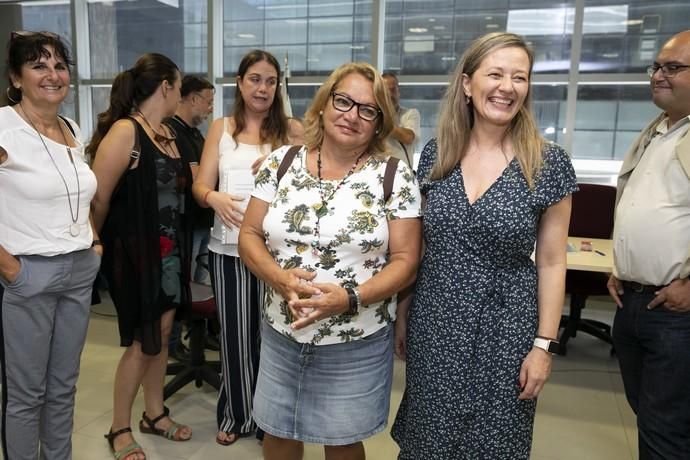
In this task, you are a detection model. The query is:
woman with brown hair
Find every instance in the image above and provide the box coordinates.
[0,30,100,460]
[90,53,193,460]
[192,49,298,446]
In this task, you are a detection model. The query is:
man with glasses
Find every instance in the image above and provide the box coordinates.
[166,75,216,360]
[382,72,420,169]
[607,30,690,459]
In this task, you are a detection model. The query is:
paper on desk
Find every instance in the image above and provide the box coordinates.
[212,169,255,245]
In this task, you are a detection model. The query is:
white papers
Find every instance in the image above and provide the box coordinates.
[212,169,255,245]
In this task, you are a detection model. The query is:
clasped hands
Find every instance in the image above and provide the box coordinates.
[276,268,350,330]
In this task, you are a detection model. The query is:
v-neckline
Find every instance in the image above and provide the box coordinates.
[458,157,516,207]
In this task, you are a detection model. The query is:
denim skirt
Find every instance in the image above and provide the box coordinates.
[253,320,394,445]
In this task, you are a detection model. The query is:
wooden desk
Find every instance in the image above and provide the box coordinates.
[567,237,613,273]
[559,237,614,355]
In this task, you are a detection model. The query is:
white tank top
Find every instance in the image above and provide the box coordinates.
[208,118,270,257]
[0,106,97,256]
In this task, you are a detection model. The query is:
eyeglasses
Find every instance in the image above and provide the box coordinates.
[10,30,60,40]
[646,63,690,78]
[330,91,381,121]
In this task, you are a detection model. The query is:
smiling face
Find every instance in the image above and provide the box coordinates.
[11,45,70,107]
[322,72,379,152]
[650,32,690,124]
[237,59,279,115]
[462,46,530,129]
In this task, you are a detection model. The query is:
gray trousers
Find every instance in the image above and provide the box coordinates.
[0,249,100,460]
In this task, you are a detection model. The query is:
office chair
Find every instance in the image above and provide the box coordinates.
[164,282,221,399]
[559,183,617,355]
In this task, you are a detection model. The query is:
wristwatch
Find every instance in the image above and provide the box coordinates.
[344,286,362,316]
[533,337,560,354]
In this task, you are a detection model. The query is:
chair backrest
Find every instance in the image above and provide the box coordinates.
[568,183,617,239]
[190,282,216,317]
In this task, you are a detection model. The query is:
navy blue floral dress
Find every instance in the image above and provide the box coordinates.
[392,139,577,459]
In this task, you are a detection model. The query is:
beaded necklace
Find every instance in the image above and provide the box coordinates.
[311,148,367,255]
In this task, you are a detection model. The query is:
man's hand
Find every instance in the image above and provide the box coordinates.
[607,274,624,308]
[647,278,690,312]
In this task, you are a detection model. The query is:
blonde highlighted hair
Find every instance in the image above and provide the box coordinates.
[303,62,394,157]
[433,32,544,188]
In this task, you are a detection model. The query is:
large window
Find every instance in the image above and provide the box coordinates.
[3,0,687,177]
[87,0,208,78]
[222,0,371,76]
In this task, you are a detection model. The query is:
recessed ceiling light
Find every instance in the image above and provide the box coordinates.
[408,27,428,33]
[237,33,255,39]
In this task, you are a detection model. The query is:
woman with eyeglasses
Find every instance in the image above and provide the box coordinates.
[238,62,421,460]
[89,53,194,460]
[0,30,100,460]
[192,49,299,446]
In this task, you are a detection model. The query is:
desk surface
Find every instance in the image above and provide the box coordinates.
[567,237,613,273]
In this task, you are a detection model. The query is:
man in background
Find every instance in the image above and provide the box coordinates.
[607,30,690,459]
[382,71,421,169]
[167,75,216,360]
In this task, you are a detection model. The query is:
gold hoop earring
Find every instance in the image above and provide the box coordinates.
[6,86,19,104]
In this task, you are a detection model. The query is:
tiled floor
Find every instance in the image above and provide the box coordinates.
[61,295,637,460]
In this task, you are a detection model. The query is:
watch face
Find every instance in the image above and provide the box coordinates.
[547,341,560,354]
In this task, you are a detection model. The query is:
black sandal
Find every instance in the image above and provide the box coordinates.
[104,427,145,460]
[138,406,191,441]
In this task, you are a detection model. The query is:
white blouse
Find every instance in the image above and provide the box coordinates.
[0,106,96,256]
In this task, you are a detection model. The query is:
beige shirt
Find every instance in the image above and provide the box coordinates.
[386,106,420,168]
[613,116,690,285]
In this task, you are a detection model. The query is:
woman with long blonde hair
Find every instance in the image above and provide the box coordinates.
[392,32,578,459]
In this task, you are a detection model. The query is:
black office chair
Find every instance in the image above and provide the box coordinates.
[164,282,221,399]
[558,183,617,355]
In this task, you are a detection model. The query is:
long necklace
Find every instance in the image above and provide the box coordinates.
[20,103,81,237]
[136,111,178,158]
[311,148,367,255]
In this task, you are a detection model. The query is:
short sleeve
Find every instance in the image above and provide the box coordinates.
[535,143,579,209]
[252,144,293,203]
[416,138,438,193]
[386,158,422,220]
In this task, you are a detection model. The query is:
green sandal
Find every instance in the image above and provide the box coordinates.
[139,406,191,441]
[104,427,145,460]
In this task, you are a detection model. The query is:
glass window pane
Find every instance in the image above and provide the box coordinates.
[573,85,657,160]
[223,0,370,77]
[385,0,574,76]
[87,0,208,78]
[580,0,690,73]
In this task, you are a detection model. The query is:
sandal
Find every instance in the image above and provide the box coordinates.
[104,427,145,460]
[139,406,191,441]
[215,431,239,446]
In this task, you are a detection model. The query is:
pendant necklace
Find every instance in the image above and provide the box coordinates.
[136,110,178,157]
[21,103,81,237]
[311,147,367,255]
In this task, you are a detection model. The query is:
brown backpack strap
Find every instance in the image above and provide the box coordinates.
[383,157,399,202]
[277,145,302,184]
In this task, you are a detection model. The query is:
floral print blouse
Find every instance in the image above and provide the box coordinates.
[252,145,422,345]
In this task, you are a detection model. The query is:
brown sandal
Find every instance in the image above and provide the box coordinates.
[104,427,145,460]
[139,406,191,441]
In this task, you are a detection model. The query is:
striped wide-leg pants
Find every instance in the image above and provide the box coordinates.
[209,250,263,435]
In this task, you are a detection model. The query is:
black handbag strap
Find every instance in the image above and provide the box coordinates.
[277,145,398,202]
